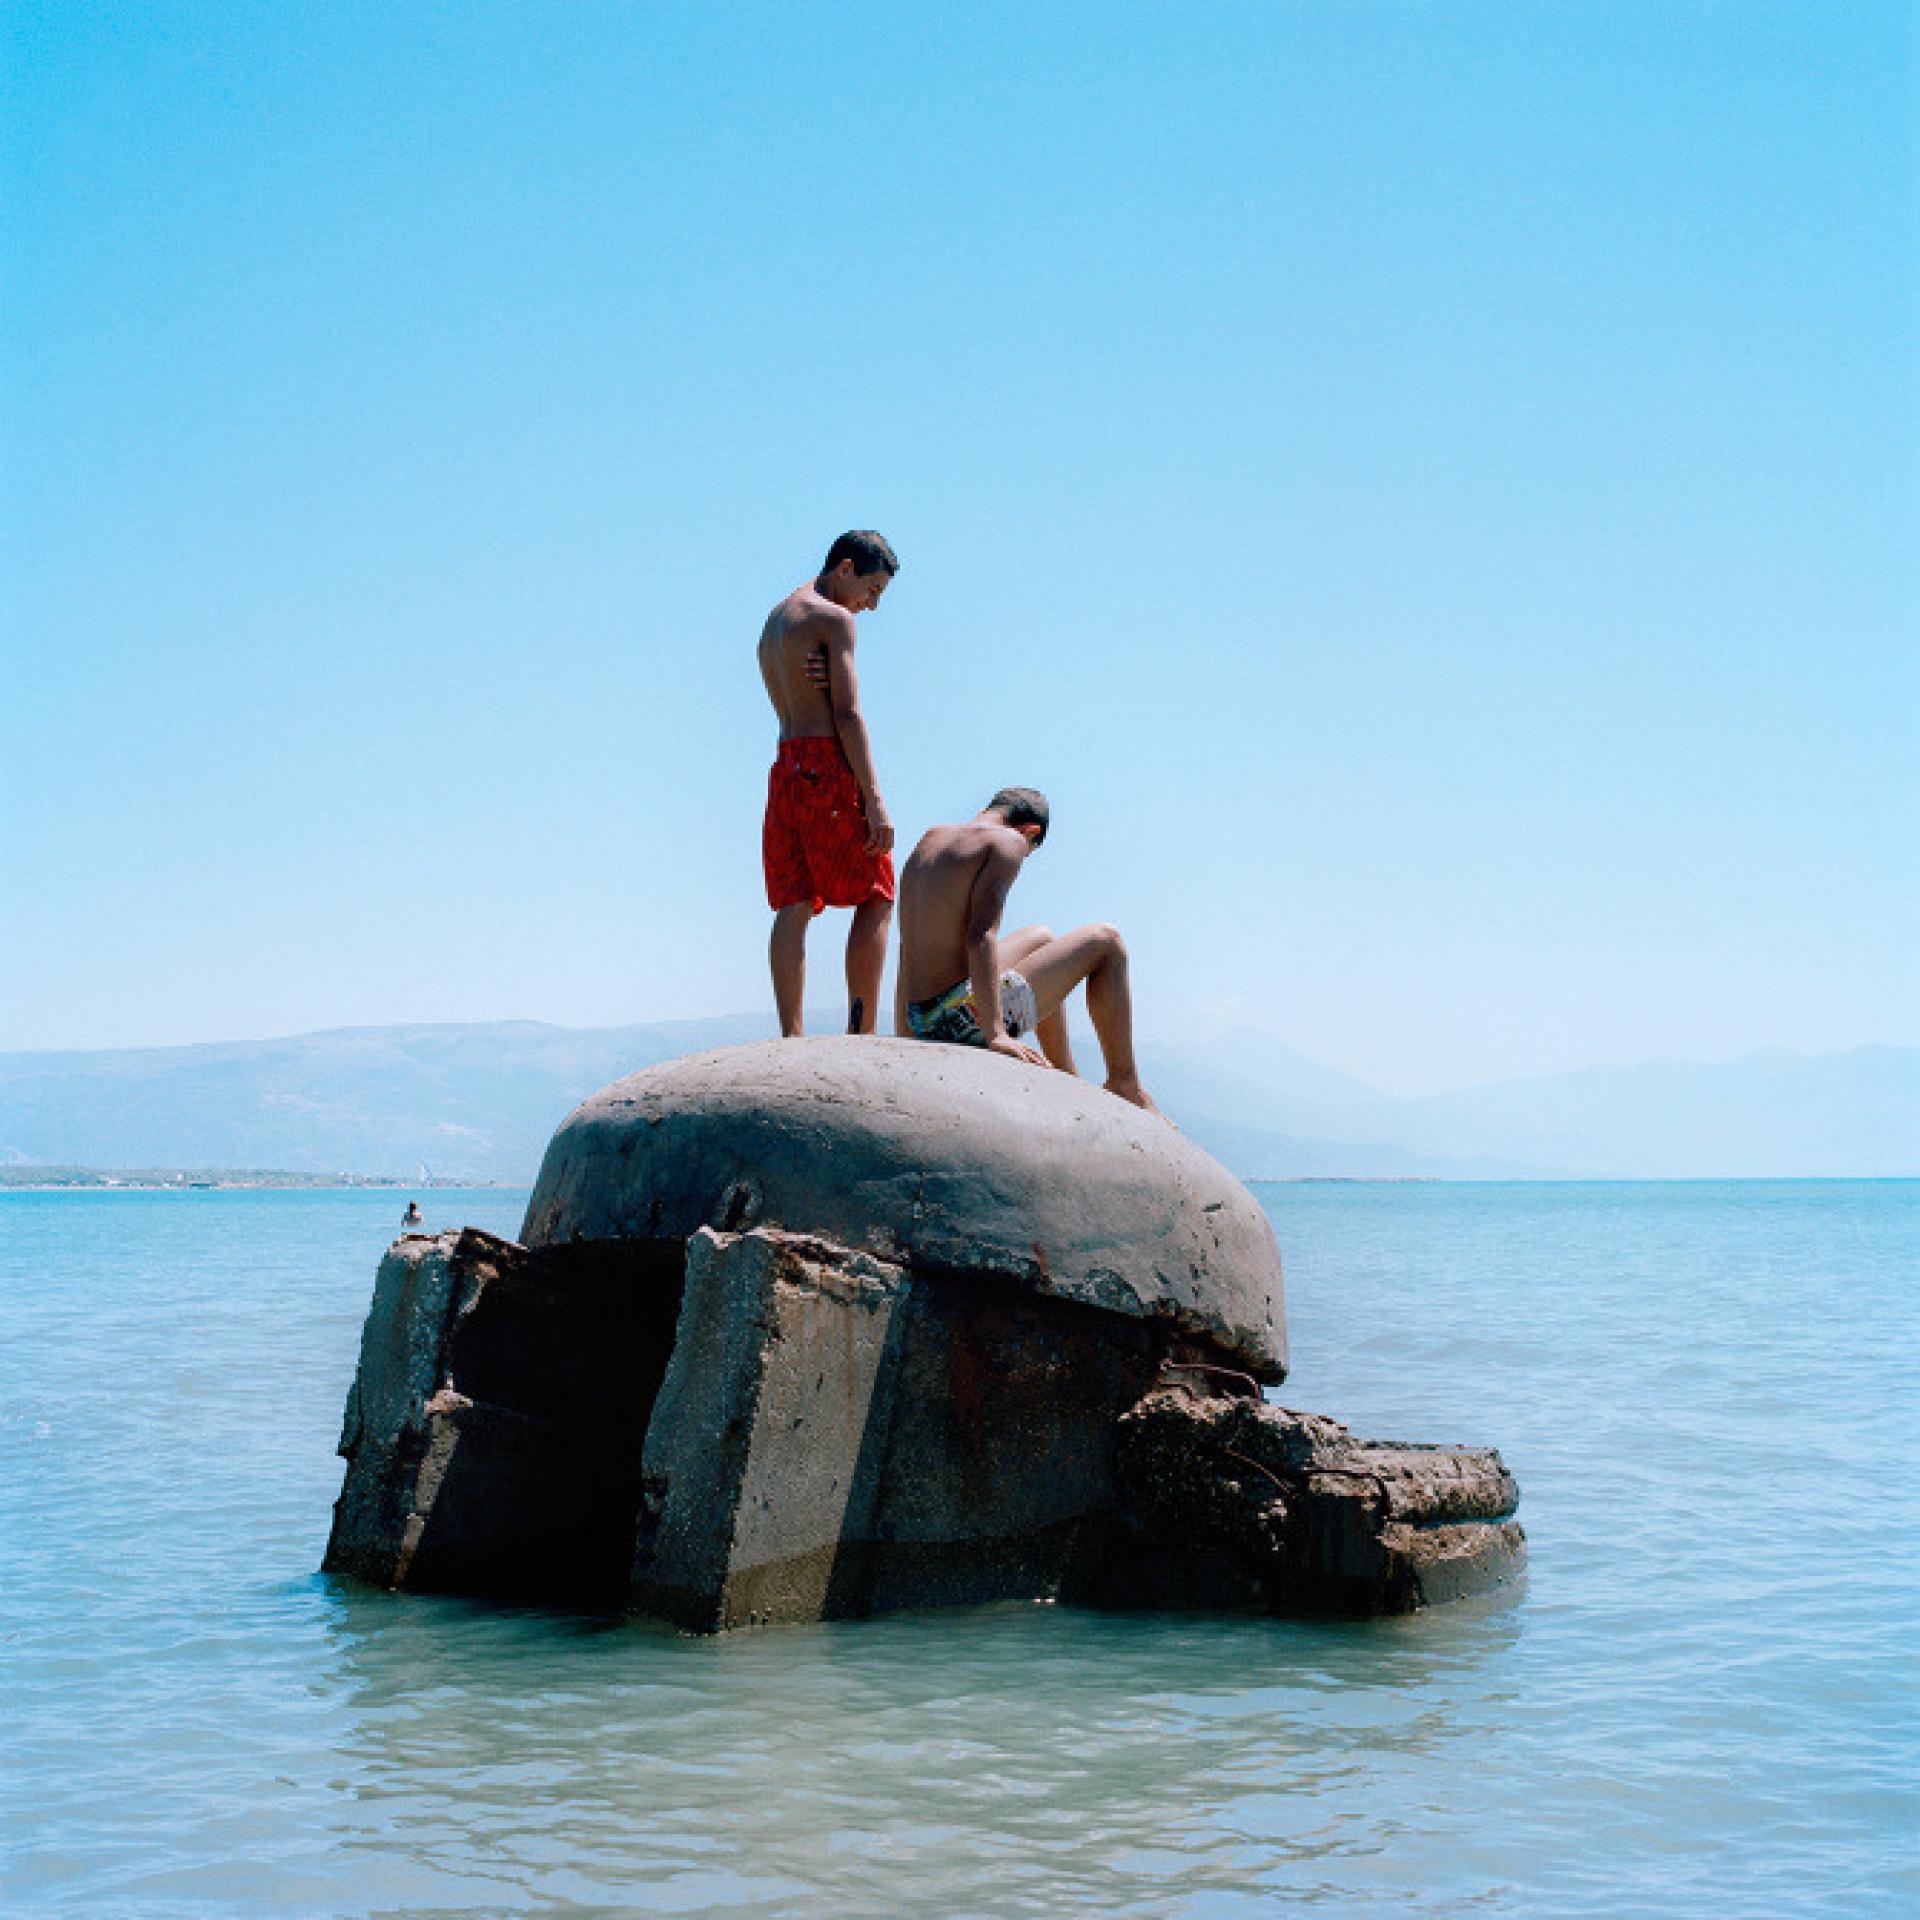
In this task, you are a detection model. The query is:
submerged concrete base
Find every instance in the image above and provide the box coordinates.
[631,1228,912,1630]
[322,1227,682,1603]
[325,1222,1524,1629]
[1104,1385,1526,1616]
[630,1226,1183,1629]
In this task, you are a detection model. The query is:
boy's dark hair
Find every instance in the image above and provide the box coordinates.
[987,786,1050,844]
[823,529,900,578]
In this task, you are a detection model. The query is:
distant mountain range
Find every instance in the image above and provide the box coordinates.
[1137,1030,1919,1179]
[1,1019,1913,1182]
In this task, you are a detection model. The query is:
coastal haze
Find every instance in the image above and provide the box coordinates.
[2,1019,1913,1183]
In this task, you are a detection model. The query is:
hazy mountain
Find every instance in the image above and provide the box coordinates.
[0,1021,1912,1182]
[1145,1034,1918,1179]
[0,1017,778,1181]
[1390,1044,1920,1177]
[1130,1030,1515,1178]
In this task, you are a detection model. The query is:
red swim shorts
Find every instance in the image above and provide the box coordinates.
[762,737,897,916]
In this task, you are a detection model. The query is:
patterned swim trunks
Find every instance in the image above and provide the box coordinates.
[762,737,896,916]
[905,971,1038,1048]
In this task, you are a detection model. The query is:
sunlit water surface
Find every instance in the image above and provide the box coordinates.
[3,1182,1914,1917]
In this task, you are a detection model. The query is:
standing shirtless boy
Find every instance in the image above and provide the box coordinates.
[757,530,899,1035]
[896,787,1161,1113]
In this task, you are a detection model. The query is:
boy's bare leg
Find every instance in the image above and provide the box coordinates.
[998,925,1053,968]
[845,896,891,1034]
[1012,923,1158,1112]
[998,925,1078,1073]
[770,904,811,1037]
[1034,1006,1077,1073]
[1083,931,1156,1110]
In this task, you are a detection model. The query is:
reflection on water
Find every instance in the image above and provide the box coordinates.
[313,1583,1525,1918]
[3,1183,1915,1917]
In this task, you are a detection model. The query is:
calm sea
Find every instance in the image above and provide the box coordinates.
[2,1181,1914,1917]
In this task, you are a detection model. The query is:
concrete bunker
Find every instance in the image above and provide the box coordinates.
[324,1039,1524,1628]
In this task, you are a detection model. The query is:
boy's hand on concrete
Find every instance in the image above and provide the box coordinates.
[988,1034,1048,1068]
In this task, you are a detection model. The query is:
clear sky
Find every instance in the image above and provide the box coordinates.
[4,1,1915,1093]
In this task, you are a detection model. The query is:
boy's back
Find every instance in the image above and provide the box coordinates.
[898,821,1023,1005]
[756,585,844,740]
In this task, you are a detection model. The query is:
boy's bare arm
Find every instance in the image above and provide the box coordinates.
[965,841,1046,1065]
[823,617,893,855]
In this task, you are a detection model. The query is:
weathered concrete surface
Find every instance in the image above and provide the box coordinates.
[630,1226,1183,1629]
[632,1228,910,1630]
[1103,1383,1526,1615]
[522,1037,1287,1383]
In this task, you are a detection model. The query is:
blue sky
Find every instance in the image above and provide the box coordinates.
[4,1,1914,1093]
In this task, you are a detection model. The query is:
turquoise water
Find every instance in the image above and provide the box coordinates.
[2,1182,1915,1917]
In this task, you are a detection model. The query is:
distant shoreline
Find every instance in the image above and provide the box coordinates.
[6,1166,1911,1194]
[0,1167,517,1192]
[1250,1175,1439,1185]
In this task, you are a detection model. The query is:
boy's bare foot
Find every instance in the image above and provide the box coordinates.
[1103,1074,1167,1118]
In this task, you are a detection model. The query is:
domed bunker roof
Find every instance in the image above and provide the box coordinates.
[523,1037,1286,1381]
